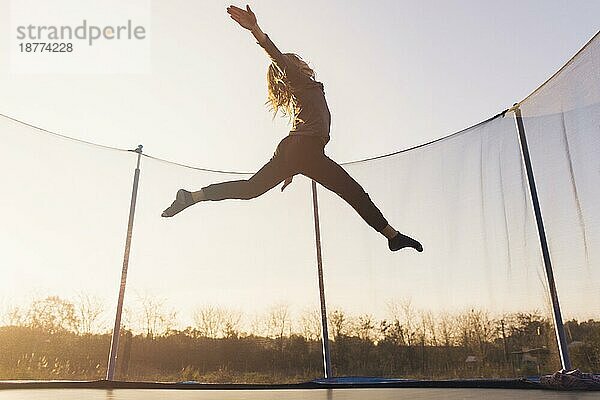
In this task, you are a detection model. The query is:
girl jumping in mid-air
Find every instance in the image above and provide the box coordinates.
[162,5,423,253]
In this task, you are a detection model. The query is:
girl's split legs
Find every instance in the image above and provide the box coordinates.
[162,135,422,252]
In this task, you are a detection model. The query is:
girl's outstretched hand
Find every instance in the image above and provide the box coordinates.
[227,5,258,30]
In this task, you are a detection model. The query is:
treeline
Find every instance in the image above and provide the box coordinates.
[1,295,598,382]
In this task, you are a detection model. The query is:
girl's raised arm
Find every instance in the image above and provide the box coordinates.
[227,5,266,44]
[227,5,299,80]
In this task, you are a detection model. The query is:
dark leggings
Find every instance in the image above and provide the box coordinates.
[201,135,389,233]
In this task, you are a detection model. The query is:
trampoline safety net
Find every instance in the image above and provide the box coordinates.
[0,31,598,383]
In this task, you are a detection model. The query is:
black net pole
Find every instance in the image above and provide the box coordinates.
[106,145,143,380]
[513,107,572,371]
[311,180,333,378]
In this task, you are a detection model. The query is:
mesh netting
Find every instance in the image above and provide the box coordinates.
[318,113,560,377]
[518,32,600,324]
[1,32,598,383]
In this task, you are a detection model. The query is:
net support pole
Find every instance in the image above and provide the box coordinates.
[513,107,572,371]
[106,144,143,381]
[311,180,333,379]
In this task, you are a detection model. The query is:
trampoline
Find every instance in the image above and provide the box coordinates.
[1,9,599,400]
[0,388,599,400]
[1,380,600,400]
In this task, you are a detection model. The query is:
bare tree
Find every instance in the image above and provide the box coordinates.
[267,304,291,340]
[222,308,243,338]
[438,312,456,347]
[329,309,350,340]
[193,305,243,338]
[387,299,420,346]
[74,292,106,334]
[355,314,377,341]
[380,318,406,345]
[1,304,25,327]
[136,293,177,339]
[400,299,420,346]
[456,309,497,358]
[420,310,437,347]
[299,308,322,341]
[382,301,406,345]
[120,306,134,333]
[249,312,267,337]
[193,305,223,338]
[26,296,79,334]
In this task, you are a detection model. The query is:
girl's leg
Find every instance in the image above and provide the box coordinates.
[162,152,290,217]
[301,152,389,232]
[200,155,288,201]
[300,149,422,252]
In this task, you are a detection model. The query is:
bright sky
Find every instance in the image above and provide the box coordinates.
[1,0,598,169]
[0,0,598,332]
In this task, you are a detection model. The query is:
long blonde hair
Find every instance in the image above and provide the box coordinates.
[266,53,315,123]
